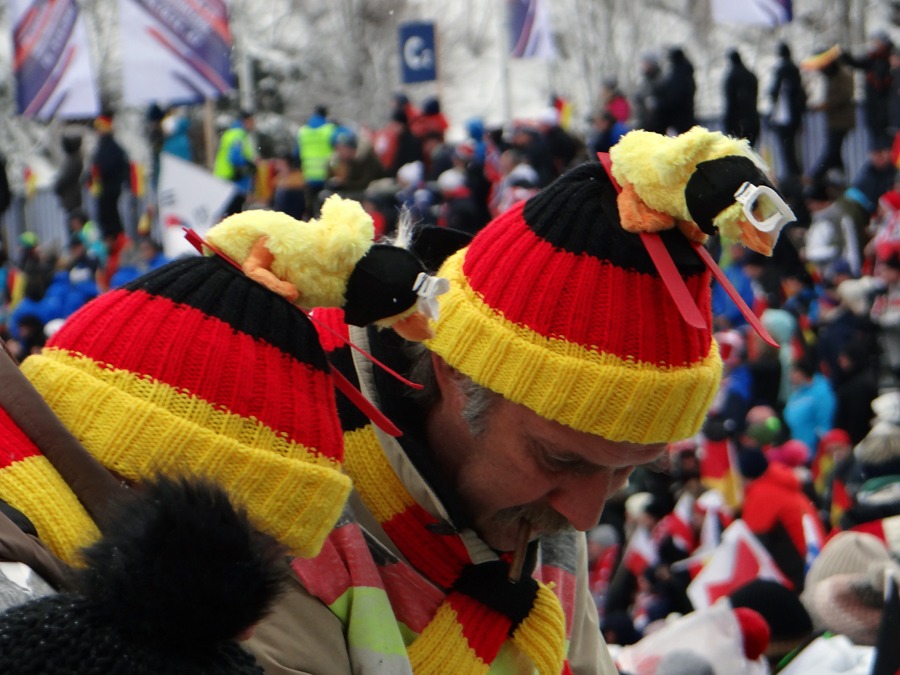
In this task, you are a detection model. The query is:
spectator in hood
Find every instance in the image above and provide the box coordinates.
[54,133,84,216]
[783,354,837,454]
[385,109,424,179]
[632,51,666,134]
[598,77,631,124]
[844,30,895,146]
[436,168,482,235]
[768,42,808,178]
[723,49,761,146]
[89,111,130,244]
[657,47,696,134]
[737,447,825,591]
[410,96,449,142]
[588,111,630,157]
[842,135,897,253]
[804,46,856,182]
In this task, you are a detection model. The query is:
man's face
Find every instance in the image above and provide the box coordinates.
[428,357,666,551]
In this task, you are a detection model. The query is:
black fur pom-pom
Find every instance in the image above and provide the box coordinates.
[77,475,288,654]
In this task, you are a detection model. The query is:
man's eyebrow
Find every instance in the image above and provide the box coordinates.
[534,440,606,474]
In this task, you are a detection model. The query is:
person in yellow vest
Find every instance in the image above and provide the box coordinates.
[214,110,257,216]
[297,105,337,216]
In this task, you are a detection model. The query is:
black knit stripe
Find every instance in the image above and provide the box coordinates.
[452,560,539,633]
[124,256,329,372]
[522,162,706,277]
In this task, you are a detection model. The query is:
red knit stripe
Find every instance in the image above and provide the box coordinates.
[446,591,511,661]
[49,289,341,456]
[311,307,351,354]
[0,407,41,469]
[463,215,712,367]
[382,503,472,589]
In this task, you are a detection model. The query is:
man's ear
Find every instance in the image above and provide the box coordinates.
[431,352,466,407]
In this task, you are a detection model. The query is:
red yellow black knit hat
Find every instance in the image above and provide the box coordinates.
[426,162,722,444]
[11,256,350,563]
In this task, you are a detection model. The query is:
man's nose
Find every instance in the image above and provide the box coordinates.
[545,471,624,532]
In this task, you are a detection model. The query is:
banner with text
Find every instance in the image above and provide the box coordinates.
[11,0,100,120]
[119,0,235,107]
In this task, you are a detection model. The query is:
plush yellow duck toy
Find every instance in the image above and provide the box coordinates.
[608,126,794,256]
[203,195,446,342]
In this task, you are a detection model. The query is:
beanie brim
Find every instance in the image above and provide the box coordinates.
[21,350,350,560]
[426,249,722,443]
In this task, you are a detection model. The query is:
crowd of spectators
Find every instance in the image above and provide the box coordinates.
[3,35,900,671]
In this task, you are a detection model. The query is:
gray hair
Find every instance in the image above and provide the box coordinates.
[406,342,498,437]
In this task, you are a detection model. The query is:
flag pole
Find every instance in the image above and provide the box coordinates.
[500,0,512,124]
[203,99,216,171]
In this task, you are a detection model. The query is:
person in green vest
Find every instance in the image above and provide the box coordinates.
[214,110,257,216]
[297,105,337,216]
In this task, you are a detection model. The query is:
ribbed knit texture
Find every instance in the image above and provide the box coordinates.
[11,256,350,562]
[427,162,722,443]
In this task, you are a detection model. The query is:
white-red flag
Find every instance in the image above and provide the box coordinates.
[657,492,696,553]
[157,153,235,258]
[623,525,658,578]
[687,519,791,610]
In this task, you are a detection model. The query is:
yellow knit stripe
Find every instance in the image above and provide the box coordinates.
[343,425,417,523]
[0,455,100,564]
[22,354,351,559]
[428,250,722,443]
[29,348,340,469]
[407,602,490,675]
[511,583,567,675]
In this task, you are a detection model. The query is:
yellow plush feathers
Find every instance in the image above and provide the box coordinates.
[205,195,374,309]
[609,126,769,242]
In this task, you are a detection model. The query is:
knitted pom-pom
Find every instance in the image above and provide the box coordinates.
[734,607,771,661]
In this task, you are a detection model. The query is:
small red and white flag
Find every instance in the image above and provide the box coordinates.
[654,492,696,554]
[623,525,658,578]
[687,519,791,610]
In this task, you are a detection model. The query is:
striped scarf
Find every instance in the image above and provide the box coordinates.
[295,310,573,674]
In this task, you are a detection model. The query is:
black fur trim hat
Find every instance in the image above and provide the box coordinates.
[0,476,287,674]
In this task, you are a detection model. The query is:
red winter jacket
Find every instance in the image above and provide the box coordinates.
[741,463,824,591]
